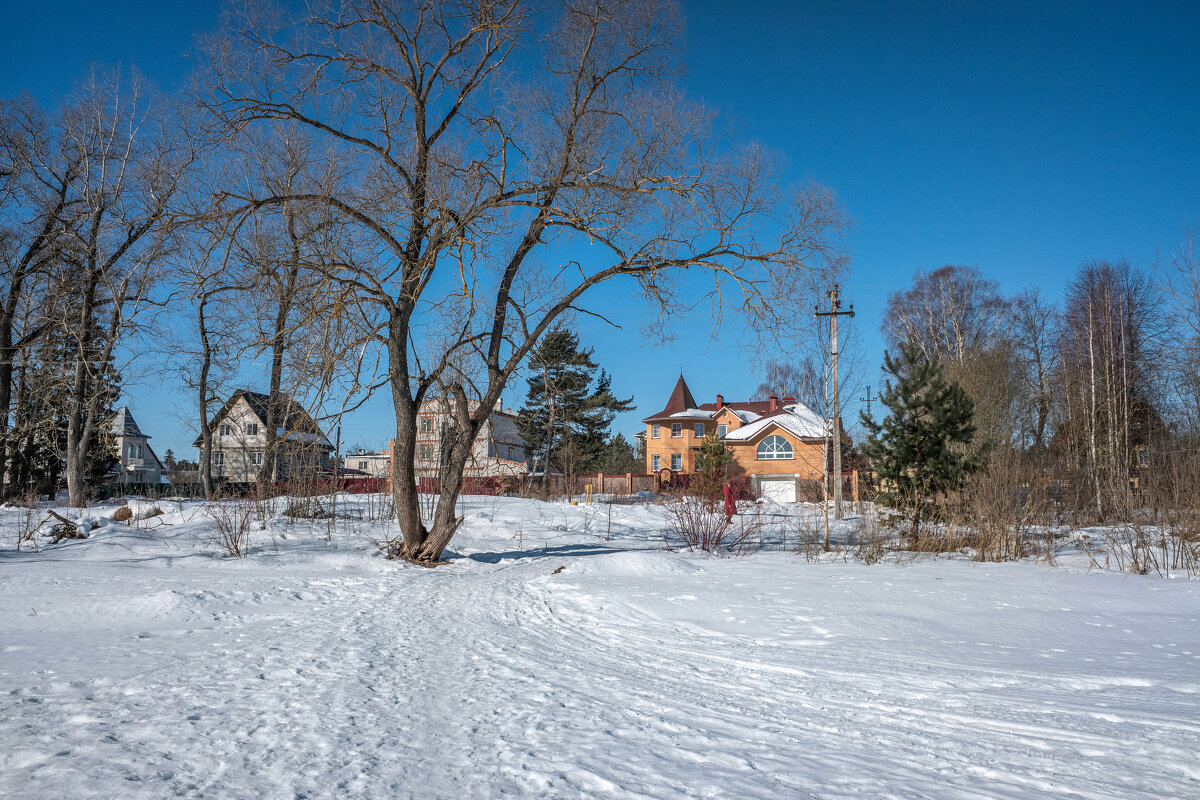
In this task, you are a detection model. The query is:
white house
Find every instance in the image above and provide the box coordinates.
[195,390,334,484]
[110,407,167,485]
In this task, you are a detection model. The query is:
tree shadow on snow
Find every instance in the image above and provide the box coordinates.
[458,543,636,564]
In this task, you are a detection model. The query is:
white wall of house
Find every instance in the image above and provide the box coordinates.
[209,397,331,483]
[113,435,163,484]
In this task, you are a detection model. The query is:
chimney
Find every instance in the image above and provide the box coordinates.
[716,393,724,409]
[769,394,778,413]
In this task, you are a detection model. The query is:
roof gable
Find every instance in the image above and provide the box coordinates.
[724,403,830,443]
[194,389,332,449]
[111,407,147,438]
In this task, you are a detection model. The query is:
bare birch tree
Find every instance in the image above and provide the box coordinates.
[55,70,199,506]
[203,0,847,562]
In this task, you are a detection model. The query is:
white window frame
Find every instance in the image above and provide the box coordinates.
[218,423,232,437]
[717,424,727,438]
[245,422,259,436]
[212,451,225,467]
[358,460,368,471]
[420,445,432,460]
[420,417,433,434]
[651,424,660,439]
[671,423,682,438]
[250,451,263,466]
[651,454,660,471]
[670,453,682,470]
[756,435,794,461]
[694,423,705,438]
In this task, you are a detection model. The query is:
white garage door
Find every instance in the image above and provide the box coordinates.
[758,476,796,503]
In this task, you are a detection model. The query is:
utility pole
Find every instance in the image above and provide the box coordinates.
[861,386,874,419]
[815,283,854,520]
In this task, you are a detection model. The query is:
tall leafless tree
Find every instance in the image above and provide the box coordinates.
[54,70,199,506]
[202,0,847,562]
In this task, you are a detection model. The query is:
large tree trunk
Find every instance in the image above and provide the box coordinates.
[197,297,217,500]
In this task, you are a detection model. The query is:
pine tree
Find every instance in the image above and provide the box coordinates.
[596,432,640,474]
[518,326,633,482]
[860,340,987,538]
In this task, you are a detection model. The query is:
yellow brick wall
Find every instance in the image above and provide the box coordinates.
[729,429,824,479]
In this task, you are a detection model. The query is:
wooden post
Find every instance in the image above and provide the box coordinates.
[626,472,633,495]
[852,468,859,503]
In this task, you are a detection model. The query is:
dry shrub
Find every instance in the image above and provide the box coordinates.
[1089,455,1200,579]
[112,505,133,523]
[851,507,895,564]
[283,496,333,519]
[136,505,164,521]
[206,499,254,557]
[796,478,824,504]
[663,492,753,554]
[903,449,1057,562]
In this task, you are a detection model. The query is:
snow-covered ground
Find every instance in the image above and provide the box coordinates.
[2,495,1199,799]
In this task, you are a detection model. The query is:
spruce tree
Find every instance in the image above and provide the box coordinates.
[691,434,732,508]
[861,340,987,538]
[518,326,633,482]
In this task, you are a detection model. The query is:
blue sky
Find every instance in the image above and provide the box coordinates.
[3,1,1197,459]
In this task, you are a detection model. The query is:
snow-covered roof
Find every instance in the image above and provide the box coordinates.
[667,409,716,420]
[718,408,762,424]
[723,403,829,442]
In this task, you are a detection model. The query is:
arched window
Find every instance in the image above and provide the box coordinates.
[756,435,793,460]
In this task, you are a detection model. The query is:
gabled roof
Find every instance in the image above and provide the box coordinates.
[111,407,147,438]
[192,389,333,449]
[723,402,832,442]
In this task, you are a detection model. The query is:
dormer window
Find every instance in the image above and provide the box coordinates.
[717,424,727,437]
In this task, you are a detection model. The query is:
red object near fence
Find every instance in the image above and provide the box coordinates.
[723,483,736,523]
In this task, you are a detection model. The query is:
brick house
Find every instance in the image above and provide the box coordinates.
[642,375,844,503]
[378,399,529,490]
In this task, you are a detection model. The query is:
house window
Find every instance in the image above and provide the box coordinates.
[358,460,368,471]
[756,435,793,460]
[420,445,432,460]
[651,454,660,471]
[219,423,232,437]
[694,423,705,438]
[1136,446,1149,468]
[651,424,660,439]
[212,451,225,467]
[671,423,682,438]
[250,452,263,466]
[420,417,432,434]
[245,422,259,436]
[717,424,727,438]
[671,453,682,470]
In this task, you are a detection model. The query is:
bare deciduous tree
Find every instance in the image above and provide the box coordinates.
[203,0,847,562]
[56,70,198,507]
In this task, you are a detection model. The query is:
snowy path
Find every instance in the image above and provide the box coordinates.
[3,499,1200,798]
